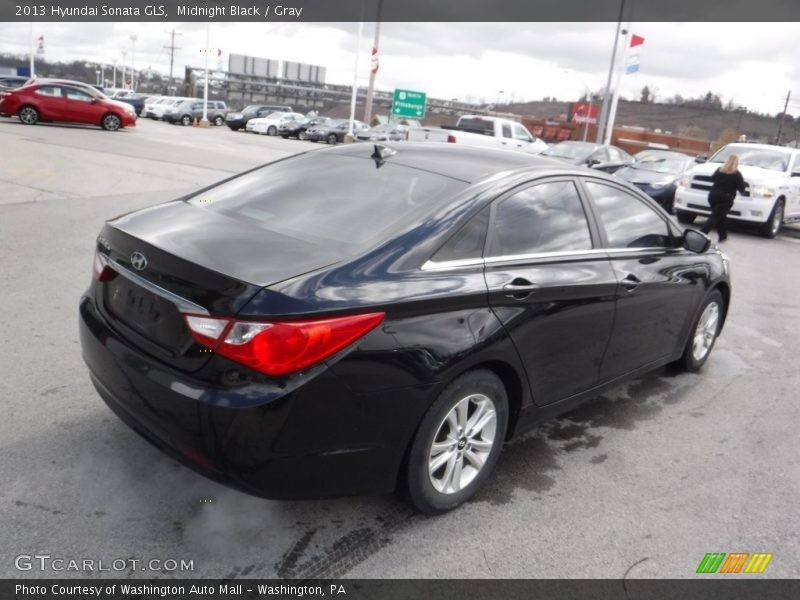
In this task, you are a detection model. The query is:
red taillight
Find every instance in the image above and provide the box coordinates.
[184,312,385,377]
[447,134,457,143]
[92,251,117,282]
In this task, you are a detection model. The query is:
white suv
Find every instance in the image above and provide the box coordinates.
[674,143,800,238]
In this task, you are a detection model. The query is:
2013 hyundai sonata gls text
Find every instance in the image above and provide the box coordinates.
[79,143,731,514]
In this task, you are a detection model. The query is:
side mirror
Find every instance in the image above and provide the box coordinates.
[694,155,708,163]
[791,170,800,178]
[683,229,711,253]
[586,158,601,167]
[90,98,98,104]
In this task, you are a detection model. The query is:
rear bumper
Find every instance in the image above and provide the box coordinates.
[674,187,775,224]
[79,295,426,499]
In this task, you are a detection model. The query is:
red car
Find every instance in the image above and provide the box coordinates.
[0,82,137,131]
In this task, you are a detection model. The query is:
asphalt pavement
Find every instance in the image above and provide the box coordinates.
[1,117,798,580]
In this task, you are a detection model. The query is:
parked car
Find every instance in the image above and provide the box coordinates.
[0,82,136,130]
[356,123,409,142]
[279,116,332,140]
[541,141,634,173]
[80,143,730,514]
[225,105,294,131]
[103,89,146,116]
[148,97,189,120]
[674,143,800,238]
[407,115,548,154]
[277,116,311,138]
[0,75,30,91]
[614,150,695,213]
[305,119,369,144]
[164,100,228,126]
[245,111,307,135]
[142,96,165,118]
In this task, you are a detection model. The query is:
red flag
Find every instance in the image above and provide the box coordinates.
[630,34,645,47]
[370,46,379,74]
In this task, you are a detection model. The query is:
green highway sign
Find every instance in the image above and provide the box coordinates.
[391,88,427,118]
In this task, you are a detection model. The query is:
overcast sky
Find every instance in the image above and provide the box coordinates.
[0,22,798,115]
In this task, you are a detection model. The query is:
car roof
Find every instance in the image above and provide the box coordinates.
[721,142,798,153]
[634,149,692,159]
[325,142,571,183]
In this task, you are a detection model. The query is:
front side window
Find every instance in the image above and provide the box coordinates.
[489,180,593,257]
[65,88,92,102]
[584,181,671,248]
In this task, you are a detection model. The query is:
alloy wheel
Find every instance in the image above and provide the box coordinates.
[103,114,120,131]
[691,301,720,362]
[19,107,38,125]
[427,393,497,494]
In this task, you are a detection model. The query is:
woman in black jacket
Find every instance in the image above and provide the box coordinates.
[701,154,746,242]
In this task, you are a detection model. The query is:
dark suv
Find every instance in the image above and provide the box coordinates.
[225,104,294,131]
[164,100,228,126]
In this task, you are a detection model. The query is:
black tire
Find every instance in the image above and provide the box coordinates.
[213,115,224,126]
[18,105,39,125]
[676,211,696,224]
[404,369,508,514]
[101,113,121,131]
[327,133,338,145]
[761,198,784,238]
[679,290,724,372]
[298,131,307,141]
[181,115,192,126]
[267,125,277,136]
[227,125,238,131]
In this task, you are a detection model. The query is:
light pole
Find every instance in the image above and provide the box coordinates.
[200,23,210,127]
[29,22,35,78]
[129,35,137,91]
[95,70,101,85]
[121,50,127,90]
[111,58,117,88]
[494,90,505,115]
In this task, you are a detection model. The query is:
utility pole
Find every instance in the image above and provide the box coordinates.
[776,90,791,145]
[362,0,383,126]
[164,28,182,95]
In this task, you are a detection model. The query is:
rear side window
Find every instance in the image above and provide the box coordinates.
[188,153,467,252]
[35,86,62,97]
[488,180,593,257]
[584,181,671,248]
[431,207,490,263]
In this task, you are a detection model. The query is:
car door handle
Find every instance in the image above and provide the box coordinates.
[502,278,538,299]
[621,274,641,291]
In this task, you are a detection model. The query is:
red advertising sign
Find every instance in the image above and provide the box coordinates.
[571,102,598,125]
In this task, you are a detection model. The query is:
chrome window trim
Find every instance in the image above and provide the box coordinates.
[604,246,675,255]
[99,254,210,316]
[422,246,681,271]
[484,248,607,264]
[421,257,485,271]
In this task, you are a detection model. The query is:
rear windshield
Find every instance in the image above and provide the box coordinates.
[187,152,468,252]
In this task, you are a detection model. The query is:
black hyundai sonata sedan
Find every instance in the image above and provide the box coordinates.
[79,143,731,513]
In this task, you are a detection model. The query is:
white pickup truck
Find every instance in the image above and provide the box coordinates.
[673,143,800,238]
[406,115,549,154]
